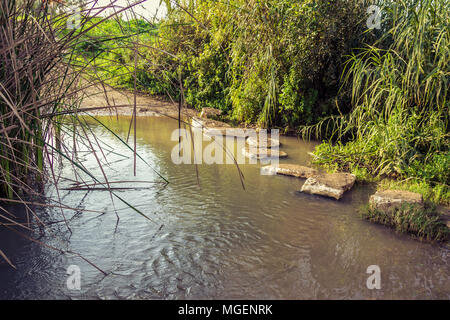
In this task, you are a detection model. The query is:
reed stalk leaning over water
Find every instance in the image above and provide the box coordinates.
[0,0,168,268]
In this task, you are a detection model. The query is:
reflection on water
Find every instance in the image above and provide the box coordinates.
[0,116,449,299]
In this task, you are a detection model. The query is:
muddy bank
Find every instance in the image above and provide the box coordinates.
[81,86,261,131]
[82,85,198,119]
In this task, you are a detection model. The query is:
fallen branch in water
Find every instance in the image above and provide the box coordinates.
[0,198,104,214]
[62,187,154,191]
[1,223,108,275]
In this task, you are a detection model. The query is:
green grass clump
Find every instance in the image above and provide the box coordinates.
[362,203,449,242]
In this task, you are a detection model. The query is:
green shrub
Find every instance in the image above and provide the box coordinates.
[131,0,367,126]
[229,0,367,127]
[404,153,450,185]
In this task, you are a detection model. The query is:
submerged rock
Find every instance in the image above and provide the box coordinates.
[200,107,222,118]
[260,165,278,175]
[300,173,356,200]
[242,147,288,160]
[261,164,318,178]
[246,136,280,148]
[369,190,424,212]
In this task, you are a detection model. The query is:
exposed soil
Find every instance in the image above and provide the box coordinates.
[82,85,198,119]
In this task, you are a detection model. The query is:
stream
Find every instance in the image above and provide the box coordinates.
[0,115,448,299]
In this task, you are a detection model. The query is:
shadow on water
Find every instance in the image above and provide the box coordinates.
[0,116,449,299]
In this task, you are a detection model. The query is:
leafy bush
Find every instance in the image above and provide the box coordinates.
[404,153,450,185]
[132,0,367,124]
[152,0,235,111]
[228,0,367,127]
[308,0,449,195]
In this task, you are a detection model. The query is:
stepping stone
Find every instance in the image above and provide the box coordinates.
[200,107,222,118]
[191,117,230,129]
[261,164,318,178]
[205,127,249,139]
[191,117,205,128]
[260,165,278,175]
[369,190,424,212]
[300,173,356,200]
[242,147,288,160]
[246,136,280,148]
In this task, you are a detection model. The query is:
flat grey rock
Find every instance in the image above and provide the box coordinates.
[205,127,249,138]
[300,173,356,200]
[369,190,424,212]
[242,147,288,160]
[262,164,318,178]
[191,117,231,129]
[246,136,280,148]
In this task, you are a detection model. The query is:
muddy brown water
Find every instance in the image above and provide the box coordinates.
[0,116,448,299]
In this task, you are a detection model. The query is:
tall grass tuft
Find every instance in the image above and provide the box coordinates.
[0,0,64,200]
[0,0,165,268]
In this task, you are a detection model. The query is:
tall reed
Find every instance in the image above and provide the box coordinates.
[304,0,449,189]
[0,0,164,267]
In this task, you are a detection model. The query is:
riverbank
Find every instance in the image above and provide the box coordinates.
[82,85,197,119]
[81,85,449,242]
[84,85,449,204]
[81,84,263,132]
